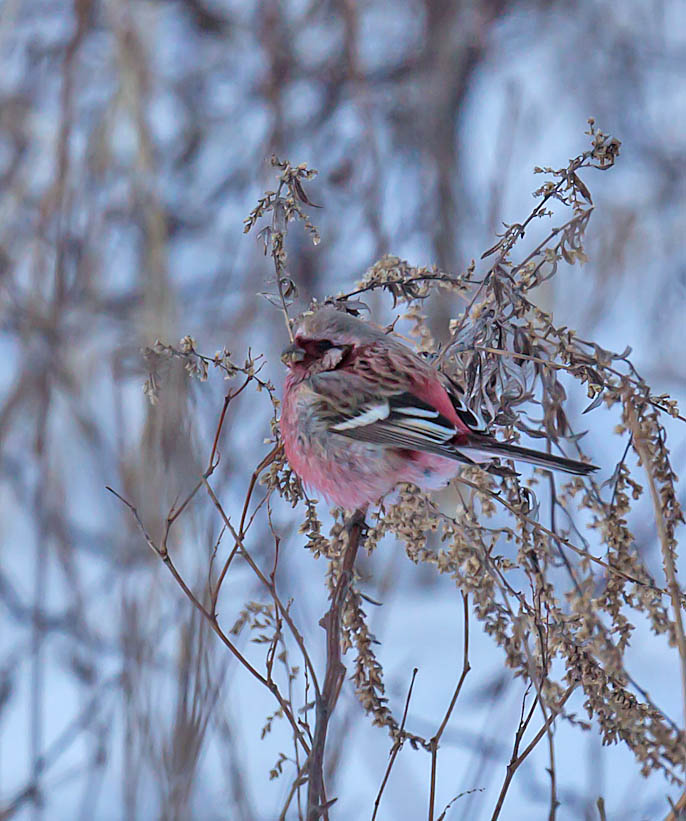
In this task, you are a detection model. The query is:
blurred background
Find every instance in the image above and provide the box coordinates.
[1,0,685,818]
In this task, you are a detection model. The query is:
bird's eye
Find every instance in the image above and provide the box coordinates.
[295,337,337,358]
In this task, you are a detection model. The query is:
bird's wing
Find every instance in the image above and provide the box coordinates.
[321,388,475,461]
[441,373,489,434]
[306,342,484,461]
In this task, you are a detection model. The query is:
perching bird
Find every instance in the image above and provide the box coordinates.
[280,306,597,510]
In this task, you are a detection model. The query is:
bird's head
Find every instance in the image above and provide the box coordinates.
[280,305,381,374]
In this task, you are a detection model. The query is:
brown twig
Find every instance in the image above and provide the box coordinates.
[158,379,259,560]
[306,509,366,821]
[106,486,311,760]
[664,790,686,821]
[210,444,281,613]
[428,592,471,821]
[201,473,321,696]
[372,667,419,821]
[207,377,254,472]
[490,685,576,820]
[437,148,598,367]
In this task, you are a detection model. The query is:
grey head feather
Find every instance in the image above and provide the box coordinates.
[295,306,385,346]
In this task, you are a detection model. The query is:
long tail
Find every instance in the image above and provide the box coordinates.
[458,435,598,476]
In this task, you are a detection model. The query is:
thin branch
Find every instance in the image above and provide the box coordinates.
[372,667,419,821]
[207,377,253,471]
[210,444,281,612]
[201,474,321,697]
[106,486,311,759]
[279,759,309,821]
[428,592,471,821]
[490,685,576,821]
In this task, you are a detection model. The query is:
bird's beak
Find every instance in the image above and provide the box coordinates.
[281,342,305,366]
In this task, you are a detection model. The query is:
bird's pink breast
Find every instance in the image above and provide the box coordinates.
[281,377,458,508]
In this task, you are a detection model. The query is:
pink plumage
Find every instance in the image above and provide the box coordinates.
[280,306,596,510]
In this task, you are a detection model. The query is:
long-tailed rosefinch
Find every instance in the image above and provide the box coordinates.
[280,306,597,510]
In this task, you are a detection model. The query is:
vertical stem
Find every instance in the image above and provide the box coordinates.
[428,593,470,820]
[307,510,365,820]
[627,404,686,739]
[30,498,46,821]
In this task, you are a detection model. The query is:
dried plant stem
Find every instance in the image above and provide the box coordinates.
[307,509,366,821]
[665,790,686,821]
[106,487,312,761]
[439,169,592,366]
[207,376,255,470]
[428,592,470,821]
[475,346,686,423]
[279,759,310,821]
[201,475,321,692]
[272,235,294,344]
[527,597,558,821]
[371,667,419,821]
[626,404,686,737]
[210,444,282,612]
[545,712,557,821]
[490,685,576,821]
